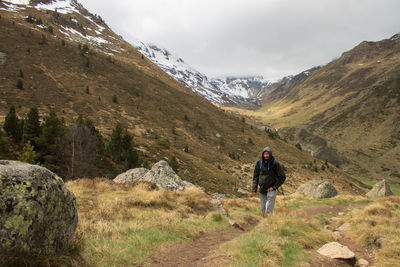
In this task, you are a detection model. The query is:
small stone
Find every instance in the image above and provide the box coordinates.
[332,231,342,240]
[337,222,351,232]
[237,188,248,195]
[338,212,344,216]
[357,258,369,267]
[317,242,355,259]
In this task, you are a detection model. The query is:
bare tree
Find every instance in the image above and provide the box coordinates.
[59,124,98,179]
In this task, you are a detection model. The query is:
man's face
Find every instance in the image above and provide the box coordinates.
[263,151,270,160]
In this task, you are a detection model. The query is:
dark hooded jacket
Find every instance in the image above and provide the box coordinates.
[252,147,286,193]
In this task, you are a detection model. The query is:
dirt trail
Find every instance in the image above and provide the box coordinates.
[151,223,256,267]
[151,203,373,267]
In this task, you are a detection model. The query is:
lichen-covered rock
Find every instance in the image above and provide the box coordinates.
[0,161,78,254]
[114,160,193,191]
[113,168,149,184]
[295,180,338,199]
[366,179,393,200]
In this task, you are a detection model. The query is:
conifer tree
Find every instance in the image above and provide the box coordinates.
[3,105,22,142]
[18,141,37,164]
[36,111,65,171]
[107,122,124,161]
[23,107,41,145]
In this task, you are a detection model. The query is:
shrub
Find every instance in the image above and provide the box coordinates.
[295,143,302,151]
[184,114,189,121]
[38,34,47,45]
[61,39,65,46]
[248,138,254,144]
[212,213,222,222]
[18,141,37,164]
[16,79,23,89]
[112,94,118,103]
[184,145,189,153]
[47,25,53,34]
[168,156,179,172]
[155,138,170,149]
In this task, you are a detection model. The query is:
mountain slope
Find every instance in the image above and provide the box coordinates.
[133,41,270,108]
[248,34,400,182]
[0,0,366,195]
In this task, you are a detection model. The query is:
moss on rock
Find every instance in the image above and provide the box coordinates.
[0,160,78,254]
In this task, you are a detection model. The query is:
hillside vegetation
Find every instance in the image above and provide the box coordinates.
[0,3,365,195]
[227,35,400,184]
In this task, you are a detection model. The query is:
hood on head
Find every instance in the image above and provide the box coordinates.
[261,147,273,159]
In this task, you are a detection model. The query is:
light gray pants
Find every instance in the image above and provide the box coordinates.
[260,190,277,213]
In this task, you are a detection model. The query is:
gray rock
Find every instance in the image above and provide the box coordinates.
[0,161,78,254]
[0,52,7,65]
[295,180,338,199]
[337,222,351,232]
[113,168,149,183]
[357,258,369,267]
[237,188,248,195]
[317,242,355,259]
[332,231,342,240]
[114,161,193,191]
[366,180,393,200]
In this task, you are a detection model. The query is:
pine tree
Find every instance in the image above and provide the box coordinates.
[36,111,65,171]
[107,122,124,161]
[3,105,22,142]
[23,107,41,145]
[18,141,37,164]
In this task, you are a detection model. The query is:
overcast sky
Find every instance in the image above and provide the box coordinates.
[79,0,400,80]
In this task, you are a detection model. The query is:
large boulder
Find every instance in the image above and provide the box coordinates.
[366,180,393,200]
[114,168,149,184]
[114,160,193,191]
[295,180,338,199]
[0,161,78,254]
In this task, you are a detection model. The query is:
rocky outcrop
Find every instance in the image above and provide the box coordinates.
[114,160,193,191]
[295,180,338,198]
[366,180,393,200]
[317,242,355,259]
[0,161,78,254]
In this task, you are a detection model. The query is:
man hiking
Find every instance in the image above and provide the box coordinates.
[252,147,286,217]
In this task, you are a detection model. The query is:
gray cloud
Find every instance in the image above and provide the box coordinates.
[79,0,400,80]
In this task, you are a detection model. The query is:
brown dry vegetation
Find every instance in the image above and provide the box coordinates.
[340,196,400,266]
[0,5,366,195]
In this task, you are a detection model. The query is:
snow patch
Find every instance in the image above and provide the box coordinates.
[36,0,78,14]
[60,26,109,45]
[5,0,30,5]
[2,2,27,10]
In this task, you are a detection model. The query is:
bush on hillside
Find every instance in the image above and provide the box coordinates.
[16,79,23,89]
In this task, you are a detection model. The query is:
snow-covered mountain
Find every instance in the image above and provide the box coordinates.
[132,41,271,107]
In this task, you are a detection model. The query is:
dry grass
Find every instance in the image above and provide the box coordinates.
[64,178,227,266]
[341,196,400,266]
[216,211,331,266]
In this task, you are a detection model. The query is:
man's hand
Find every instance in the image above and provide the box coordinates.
[267,187,274,192]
